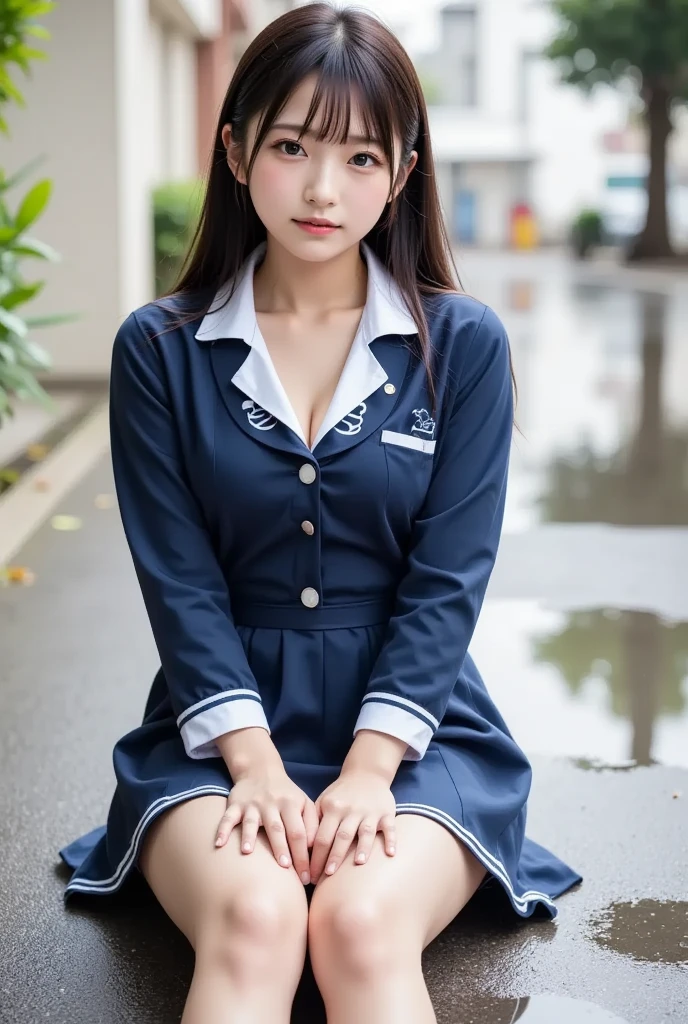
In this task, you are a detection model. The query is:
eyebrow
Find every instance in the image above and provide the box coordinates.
[269,122,381,145]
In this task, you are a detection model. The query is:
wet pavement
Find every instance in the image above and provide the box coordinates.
[1,254,687,1022]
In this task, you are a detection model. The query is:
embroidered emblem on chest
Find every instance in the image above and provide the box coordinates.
[242,399,277,431]
[335,402,367,435]
[411,408,436,437]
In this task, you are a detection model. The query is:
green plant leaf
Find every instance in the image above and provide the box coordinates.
[0,341,18,364]
[0,307,28,338]
[23,311,77,328]
[23,1,57,16]
[0,226,18,244]
[25,26,50,40]
[1,282,43,309]
[15,179,51,230]
[12,236,60,261]
[20,339,52,369]
[0,155,46,194]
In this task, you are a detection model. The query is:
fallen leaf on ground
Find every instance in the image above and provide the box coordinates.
[51,515,83,531]
[1,566,36,585]
[26,444,49,462]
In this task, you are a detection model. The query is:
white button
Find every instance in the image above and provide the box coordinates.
[300,587,320,608]
[298,463,316,485]
[301,520,315,535]
[384,383,396,395]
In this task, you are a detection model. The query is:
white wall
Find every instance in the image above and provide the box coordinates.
[5,0,121,377]
[115,0,155,325]
[166,32,199,180]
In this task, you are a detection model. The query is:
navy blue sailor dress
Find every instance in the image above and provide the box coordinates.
[59,241,581,917]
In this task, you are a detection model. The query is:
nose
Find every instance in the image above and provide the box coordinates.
[303,158,338,209]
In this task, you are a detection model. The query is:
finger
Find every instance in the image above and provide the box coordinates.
[281,806,311,884]
[323,814,360,876]
[354,818,378,865]
[264,812,292,868]
[380,814,397,856]
[309,813,339,883]
[303,799,320,850]
[215,802,243,848]
[240,808,261,853]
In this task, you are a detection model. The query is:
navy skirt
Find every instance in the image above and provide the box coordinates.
[60,609,581,919]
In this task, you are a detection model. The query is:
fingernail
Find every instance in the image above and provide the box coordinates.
[279,855,290,867]
[301,871,311,885]
[356,852,366,864]
[242,842,251,852]
[326,861,336,875]
[215,836,223,847]
[388,845,396,855]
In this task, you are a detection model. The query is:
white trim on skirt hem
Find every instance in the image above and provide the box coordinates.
[64,785,230,896]
[395,802,558,917]
[65,788,557,917]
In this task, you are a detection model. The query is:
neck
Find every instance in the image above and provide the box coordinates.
[252,236,368,317]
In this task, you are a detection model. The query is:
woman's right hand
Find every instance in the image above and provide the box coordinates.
[215,767,319,885]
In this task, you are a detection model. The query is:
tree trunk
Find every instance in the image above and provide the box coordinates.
[627,83,675,262]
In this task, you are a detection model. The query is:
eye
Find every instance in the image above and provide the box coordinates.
[275,140,305,157]
[350,152,381,168]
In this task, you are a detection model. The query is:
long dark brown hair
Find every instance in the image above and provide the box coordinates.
[165,3,471,407]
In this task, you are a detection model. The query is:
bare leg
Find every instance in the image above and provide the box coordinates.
[307,813,486,1024]
[138,794,309,1024]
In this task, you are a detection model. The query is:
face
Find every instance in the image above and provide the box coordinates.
[222,74,417,262]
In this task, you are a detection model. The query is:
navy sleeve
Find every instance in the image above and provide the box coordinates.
[109,311,269,759]
[354,305,512,760]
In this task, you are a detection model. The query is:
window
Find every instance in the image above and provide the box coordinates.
[442,5,478,107]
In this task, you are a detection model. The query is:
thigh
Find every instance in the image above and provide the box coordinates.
[138,794,308,948]
[310,812,486,948]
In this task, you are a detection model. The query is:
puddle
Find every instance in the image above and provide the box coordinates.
[469,603,688,768]
[589,899,688,965]
[493,281,688,532]
[573,757,653,772]
[455,994,630,1023]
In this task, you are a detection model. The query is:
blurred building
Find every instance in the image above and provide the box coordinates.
[5,0,293,380]
[419,0,629,247]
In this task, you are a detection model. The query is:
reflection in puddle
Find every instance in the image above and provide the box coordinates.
[454,994,629,1023]
[589,899,688,965]
[469,603,688,767]
[536,291,688,528]
[573,757,650,772]
[533,608,688,766]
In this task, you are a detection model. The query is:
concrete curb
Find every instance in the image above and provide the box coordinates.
[0,398,110,566]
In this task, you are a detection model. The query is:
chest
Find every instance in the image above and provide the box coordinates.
[256,308,364,449]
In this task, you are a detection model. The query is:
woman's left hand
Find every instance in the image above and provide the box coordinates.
[309,769,397,883]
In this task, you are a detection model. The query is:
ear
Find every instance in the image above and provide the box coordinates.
[388,150,418,203]
[222,123,247,185]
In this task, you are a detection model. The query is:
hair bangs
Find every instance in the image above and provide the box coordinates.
[251,51,404,190]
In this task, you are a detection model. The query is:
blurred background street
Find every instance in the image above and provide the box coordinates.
[1,2,686,1023]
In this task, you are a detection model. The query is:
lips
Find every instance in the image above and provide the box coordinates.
[294,218,339,227]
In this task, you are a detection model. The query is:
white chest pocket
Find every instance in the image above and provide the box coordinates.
[381,430,436,454]
[381,429,436,524]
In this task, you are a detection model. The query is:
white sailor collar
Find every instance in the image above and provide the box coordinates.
[194,241,418,450]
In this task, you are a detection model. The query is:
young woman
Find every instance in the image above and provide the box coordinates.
[59,4,581,1021]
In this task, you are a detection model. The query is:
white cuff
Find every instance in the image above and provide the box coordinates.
[354,693,437,761]
[177,690,270,759]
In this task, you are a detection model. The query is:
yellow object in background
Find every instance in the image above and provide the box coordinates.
[51,515,83,531]
[510,203,539,250]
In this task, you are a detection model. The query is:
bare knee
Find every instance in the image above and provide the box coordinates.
[309,890,407,981]
[198,885,308,984]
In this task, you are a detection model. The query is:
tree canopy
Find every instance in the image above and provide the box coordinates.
[546,0,688,102]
